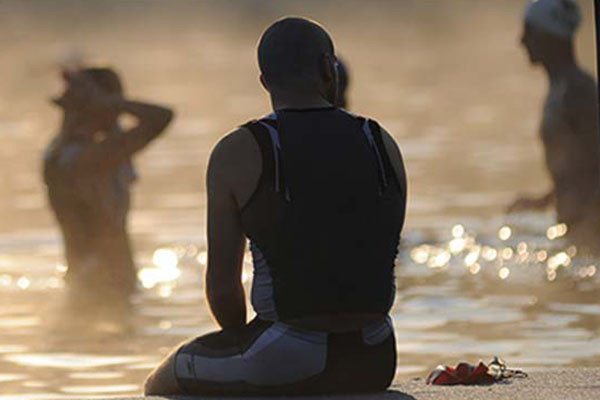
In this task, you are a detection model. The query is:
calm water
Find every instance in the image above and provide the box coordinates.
[0,1,599,398]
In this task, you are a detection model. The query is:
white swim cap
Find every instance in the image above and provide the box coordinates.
[524,0,581,39]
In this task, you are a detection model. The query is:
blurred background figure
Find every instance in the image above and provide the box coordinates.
[335,57,350,108]
[509,0,600,250]
[43,67,174,295]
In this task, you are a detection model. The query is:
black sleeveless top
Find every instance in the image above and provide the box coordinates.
[240,107,406,321]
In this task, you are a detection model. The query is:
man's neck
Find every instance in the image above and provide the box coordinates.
[270,91,332,111]
[543,50,578,83]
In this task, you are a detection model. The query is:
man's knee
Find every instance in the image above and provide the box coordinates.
[143,347,182,395]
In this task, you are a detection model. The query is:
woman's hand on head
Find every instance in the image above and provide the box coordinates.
[55,70,119,110]
[54,70,99,111]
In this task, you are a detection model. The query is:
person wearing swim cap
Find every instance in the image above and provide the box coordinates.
[44,67,174,295]
[144,17,407,396]
[509,0,600,249]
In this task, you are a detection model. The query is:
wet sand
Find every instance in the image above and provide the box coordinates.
[95,368,600,400]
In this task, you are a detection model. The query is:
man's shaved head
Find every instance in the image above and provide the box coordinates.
[258,17,336,93]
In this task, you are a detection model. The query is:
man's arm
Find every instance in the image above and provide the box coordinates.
[507,190,555,213]
[205,128,261,329]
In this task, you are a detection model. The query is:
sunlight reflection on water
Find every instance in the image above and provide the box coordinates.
[5,354,154,369]
[137,248,182,290]
[409,220,598,284]
[1,217,598,397]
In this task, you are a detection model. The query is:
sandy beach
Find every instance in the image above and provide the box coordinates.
[90,368,600,400]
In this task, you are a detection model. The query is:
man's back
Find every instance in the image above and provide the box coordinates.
[240,108,406,322]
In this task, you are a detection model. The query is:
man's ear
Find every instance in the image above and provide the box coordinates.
[318,54,339,105]
[259,74,270,92]
[320,54,337,86]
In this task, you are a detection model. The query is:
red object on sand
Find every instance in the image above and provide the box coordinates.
[426,361,496,385]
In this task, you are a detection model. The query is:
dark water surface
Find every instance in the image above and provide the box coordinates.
[0,1,598,398]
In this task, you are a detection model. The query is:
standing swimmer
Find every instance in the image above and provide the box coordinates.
[44,67,174,294]
[509,0,600,248]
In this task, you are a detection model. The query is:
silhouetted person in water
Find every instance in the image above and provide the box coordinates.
[144,17,406,396]
[44,67,173,293]
[509,0,600,248]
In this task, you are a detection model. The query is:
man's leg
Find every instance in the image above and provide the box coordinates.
[142,321,270,396]
[143,319,328,396]
[144,343,185,395]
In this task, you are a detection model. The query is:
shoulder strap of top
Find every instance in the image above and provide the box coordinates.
[367,119,403,193]
[240,116,290,203]
[356,116,393,195]
[240,120,274,205]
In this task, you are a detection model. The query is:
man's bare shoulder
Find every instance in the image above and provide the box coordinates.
[562,69,598,135]
[564,69,596,109]
[208,127,261,177]
[207,126,262,208]
[210,127,256,160]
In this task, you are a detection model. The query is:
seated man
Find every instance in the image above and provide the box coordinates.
[144,17,407,396]
[509,0,600,248]
[44,67,174,294]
